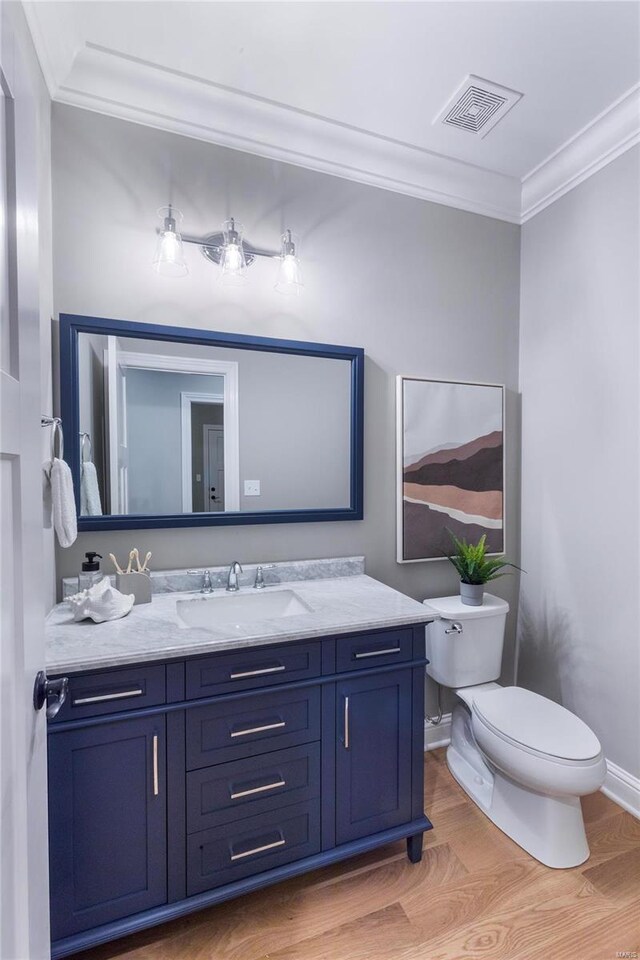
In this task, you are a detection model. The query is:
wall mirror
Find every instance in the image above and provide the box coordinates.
[60,314,364,530]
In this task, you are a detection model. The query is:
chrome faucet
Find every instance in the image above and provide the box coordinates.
[187,569,213,594]
[226,561,243,592]
[254,564,277,589]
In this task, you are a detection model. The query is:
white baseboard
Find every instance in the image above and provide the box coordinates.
[424,713,452,751]
[601,760,640,820]
[424,722,640,821]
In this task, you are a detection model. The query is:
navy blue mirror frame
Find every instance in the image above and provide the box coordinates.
[59,314,364,531]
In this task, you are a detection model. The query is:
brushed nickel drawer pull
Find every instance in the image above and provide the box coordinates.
[230,720,286,738]
[230,778,286,800]
[229,665,286,680]
[73,687,144,705]
[344,696,350,750]
[230,837,285,861]
[152,734,159,796]
[354,647,402,659]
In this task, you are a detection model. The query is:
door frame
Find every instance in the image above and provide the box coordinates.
[103,349,240,515]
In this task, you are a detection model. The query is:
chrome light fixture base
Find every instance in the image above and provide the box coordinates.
[199,233,257,267]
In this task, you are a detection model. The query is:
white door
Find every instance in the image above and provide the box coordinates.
[0,10,51,960]
[203,424,225,511]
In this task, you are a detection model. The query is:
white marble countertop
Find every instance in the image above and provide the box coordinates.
[46,574,437,674]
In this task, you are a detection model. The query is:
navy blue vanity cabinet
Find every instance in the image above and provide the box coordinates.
[48,714,167,941]
[335,669,413,844]
[48,624,431,958]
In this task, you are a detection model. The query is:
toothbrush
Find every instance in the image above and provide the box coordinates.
[126,550,136,574]
[140,551,152,573]
[133,547,141,572]
[109,553,124,575]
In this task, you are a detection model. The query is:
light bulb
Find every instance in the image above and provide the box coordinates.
[219,218,247,284]
[274,230,303,296]
[152,206,188,278]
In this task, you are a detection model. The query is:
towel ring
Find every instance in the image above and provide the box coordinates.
[41,416,64,461]
[80,432,92,463]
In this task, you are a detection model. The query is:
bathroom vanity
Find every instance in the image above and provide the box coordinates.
[45,561,434,957]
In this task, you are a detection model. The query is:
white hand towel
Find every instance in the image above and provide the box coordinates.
[46,457,78,547]
[81,460,103,517]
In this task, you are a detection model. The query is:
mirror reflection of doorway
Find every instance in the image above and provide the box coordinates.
[203,423,224,512]
[188,400,224,513]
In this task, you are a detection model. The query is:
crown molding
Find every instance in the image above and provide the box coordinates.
[51,43,523,224]
[22,5,640,227]
[521,82,640,223]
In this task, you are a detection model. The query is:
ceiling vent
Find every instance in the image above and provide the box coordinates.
[435,75,523,138]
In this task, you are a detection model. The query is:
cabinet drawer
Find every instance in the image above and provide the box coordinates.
[187,742,320,832]
[186,800,321,895]
[50,664,166,723]
[186,686,321,769]
[186,642,321,698]
[335,629,413,673]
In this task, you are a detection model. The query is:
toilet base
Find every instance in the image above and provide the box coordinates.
[446,704,590,869]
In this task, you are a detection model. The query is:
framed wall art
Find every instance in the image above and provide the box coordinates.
[397,377,505,563]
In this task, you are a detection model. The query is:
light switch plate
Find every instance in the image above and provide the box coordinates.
[244,480,261,496]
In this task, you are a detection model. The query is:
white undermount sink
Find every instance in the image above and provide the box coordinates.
[176,589,313,630]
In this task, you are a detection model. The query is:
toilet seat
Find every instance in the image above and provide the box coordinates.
[464,687,606,797]
[471,686,602,761]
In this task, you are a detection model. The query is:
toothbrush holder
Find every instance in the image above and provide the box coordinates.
[116,571,152,605]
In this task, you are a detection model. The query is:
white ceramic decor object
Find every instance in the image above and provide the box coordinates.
[67,578,134,623]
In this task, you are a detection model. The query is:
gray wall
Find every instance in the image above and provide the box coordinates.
[518,147,640,777]
[51,104,521,709]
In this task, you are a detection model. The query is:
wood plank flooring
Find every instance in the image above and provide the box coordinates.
[73,749,640,960]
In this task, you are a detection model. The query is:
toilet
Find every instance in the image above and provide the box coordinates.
[424,594,606,868]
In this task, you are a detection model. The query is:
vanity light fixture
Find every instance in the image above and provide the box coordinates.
[152,205,188,277]
[153,207,302,292]
[274,230,303,296]
[218,218,248,285]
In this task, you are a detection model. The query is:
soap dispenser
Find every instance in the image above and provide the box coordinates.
[78,552,103,592]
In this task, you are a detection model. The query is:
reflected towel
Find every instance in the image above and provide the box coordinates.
[81,460,103,516]
[46,457,77,547]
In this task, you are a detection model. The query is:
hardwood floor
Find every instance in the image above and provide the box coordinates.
[73,749,640,960]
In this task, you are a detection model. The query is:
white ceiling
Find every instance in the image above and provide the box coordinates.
[24,1,640,222]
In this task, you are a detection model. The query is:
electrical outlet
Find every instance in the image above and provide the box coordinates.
[244,480,261,496]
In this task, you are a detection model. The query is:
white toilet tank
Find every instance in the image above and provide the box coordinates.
[423,594,509,688]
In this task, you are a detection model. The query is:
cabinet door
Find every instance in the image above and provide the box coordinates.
[48,716,167,941]
[335,670,413,844]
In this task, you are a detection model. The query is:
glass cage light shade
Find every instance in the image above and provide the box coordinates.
[153,206,188,278]
[274,230,303,296]
[219,218,248,284]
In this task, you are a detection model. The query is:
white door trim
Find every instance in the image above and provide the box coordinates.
[101,349,240,514]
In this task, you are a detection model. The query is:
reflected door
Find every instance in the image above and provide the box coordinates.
[203,424,224,511]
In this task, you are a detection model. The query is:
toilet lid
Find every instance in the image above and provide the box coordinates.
[472,687,602,760]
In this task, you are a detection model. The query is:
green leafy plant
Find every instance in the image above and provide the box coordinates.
[446,532,520,585]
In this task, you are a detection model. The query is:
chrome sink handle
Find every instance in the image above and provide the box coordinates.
[254,564,277,589]
[226,561,243,592]
[187,569,213,593]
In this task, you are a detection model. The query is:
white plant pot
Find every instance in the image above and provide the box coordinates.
[460,582,484,606]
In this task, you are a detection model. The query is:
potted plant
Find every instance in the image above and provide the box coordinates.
[446,532,520,606]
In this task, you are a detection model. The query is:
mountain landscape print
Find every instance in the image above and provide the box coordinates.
[397,378,504,562]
